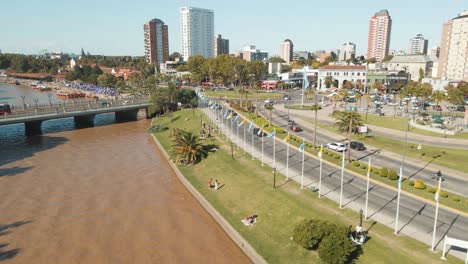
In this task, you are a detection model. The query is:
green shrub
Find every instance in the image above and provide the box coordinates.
[371,168,379,175]
[414,179,426,190]
[427,187,437,194]
[333,154,341,159]
[360,164,367,170]
[292,219,325,249]
[407,179,415,186]
[387,170,398,180]
[439,191,448,198]
[451,196,461,202]
[379,168,388,177]
[318,231,356,264]
[276,127,286,134]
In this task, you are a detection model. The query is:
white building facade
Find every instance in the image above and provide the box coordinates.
[387,55,433,81]
[180,7,214,60]
[280,39,293,63]
[317,65,367,91]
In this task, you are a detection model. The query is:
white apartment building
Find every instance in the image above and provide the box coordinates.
[339,42,356,61]
[437,11,468,81]
[387,55,433,81]
[280,39,293,63]
[180,7,214,60]
[428,46,440,57]
[242,45,268,62]
[408,34,428,55]
[317,65,367,91]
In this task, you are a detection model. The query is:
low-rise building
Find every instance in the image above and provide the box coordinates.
[317,65,367,91]
[160,60,185,75]
[268,62,284,75]
[242,45,268,62]
[387,55,433,81]
[292,51,310,61]
[422,78,460,91]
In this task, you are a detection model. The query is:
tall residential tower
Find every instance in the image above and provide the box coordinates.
[180,7,214,60]
[367,10,392,62]
[437,11,468,81]
[143,19,169,64]
[408,34,428,55]
[280,39,294,63]
[214,34,229,57]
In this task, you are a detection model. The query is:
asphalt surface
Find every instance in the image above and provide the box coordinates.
[258,106,468,197]
[203,105,468,258]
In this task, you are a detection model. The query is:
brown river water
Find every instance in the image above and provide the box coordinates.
[0,84,250,263]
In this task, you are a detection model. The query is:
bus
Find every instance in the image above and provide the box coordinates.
[0,104,11,115]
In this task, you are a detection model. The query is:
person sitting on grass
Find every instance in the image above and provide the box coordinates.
[242,215,258,226]
[214,179,219,190]
[208,178,214,189]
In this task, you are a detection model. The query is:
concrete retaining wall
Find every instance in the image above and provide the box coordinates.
[151,134,267,264]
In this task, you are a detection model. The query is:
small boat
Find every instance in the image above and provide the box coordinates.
[33,84,51,91]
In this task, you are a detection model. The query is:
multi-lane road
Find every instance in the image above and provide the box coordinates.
[202,103,468,259]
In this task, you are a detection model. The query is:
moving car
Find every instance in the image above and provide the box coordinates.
[252,128,267,137]
[283,95,291,100]
[289,125,303,132]
[264,99,277,104]
[349,141,366,151]
[327,142,347,152]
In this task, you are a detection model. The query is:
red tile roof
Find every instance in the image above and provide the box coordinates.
[320,65,366,70]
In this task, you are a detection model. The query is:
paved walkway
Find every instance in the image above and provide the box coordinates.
[203,105,468,260]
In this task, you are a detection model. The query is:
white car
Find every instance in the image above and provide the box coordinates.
[264,99,276,104]
[327,142,347,152]
[402,97,411,102]
[387,102,399,106]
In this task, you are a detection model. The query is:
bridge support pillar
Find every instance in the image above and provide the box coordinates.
[115,109,138,122]
[24,121,42,136]
[145,107,151,119]
[74,114,95,127]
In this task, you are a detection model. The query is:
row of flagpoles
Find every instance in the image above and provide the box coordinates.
[197,90,444,251]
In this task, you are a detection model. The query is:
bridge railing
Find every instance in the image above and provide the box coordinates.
[1,95,150,121]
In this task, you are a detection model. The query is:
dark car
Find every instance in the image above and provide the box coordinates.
[349,141,366,151]
[289,125,303,132]
[457,105,465,112]
[253,128,267,137]
[101,102,111,107]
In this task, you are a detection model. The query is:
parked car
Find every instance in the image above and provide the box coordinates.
[0,103,11,115]
[432,105,442,111]
[447,105,458,111]
[402,97,411,102]
[457,105,465,112]
[346,97,356,103]
[264,99,277,104]
[349,141,366,151]
[252,128,267,137]
[387,101,399,106]
[101,102,111,107]
[289,125,303,132]
[327,142,347,152]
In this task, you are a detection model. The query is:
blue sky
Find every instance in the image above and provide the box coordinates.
[1,0,466,56]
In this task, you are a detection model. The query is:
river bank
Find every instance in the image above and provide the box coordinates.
[0,118,250,263]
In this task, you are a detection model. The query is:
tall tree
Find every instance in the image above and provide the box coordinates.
[324,76,334,88]
[335,111,364,162]
[432,90,446,112]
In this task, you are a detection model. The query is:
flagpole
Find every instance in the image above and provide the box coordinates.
[396,119,409,234]
[243,124,246,154]
[431,176,442,251]
[286,133,290,180]
[339,150,345,208]
[236,121,239,150]
[261,131,264,166]
[318,144,323,198]
[364,157,371,220]
[272,130,276,169]
[301,138,305,189]
[251,126,255,160]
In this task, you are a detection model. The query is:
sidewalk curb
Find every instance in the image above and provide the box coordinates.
[225,103,468,218]
[151,133,267,264]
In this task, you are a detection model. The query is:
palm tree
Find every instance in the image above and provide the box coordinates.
[432,90,446,113]
[354,93,362,110]
[338,89,349,109]
[264,103,274,126]
[332,94,341,111]
[169,129,208,165]
[238,88,246,107]
[324,76,334,88]
[310,103,322,147]
[335,111,364,162]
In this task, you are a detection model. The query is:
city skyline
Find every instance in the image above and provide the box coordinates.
[0,0,466,57]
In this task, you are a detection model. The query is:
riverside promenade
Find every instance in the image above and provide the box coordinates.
[202,104,468,260]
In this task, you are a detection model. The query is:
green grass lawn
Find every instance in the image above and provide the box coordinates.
[152,109,463,264]
[204,90,283,100]
[285,104,321,110]
[359,114,468,139]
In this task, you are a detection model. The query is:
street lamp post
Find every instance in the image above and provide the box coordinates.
[21,96,26,110]
[359,208,363,227]
[34,98,39,113]
[47,92,52,108]
[272,167,276,189]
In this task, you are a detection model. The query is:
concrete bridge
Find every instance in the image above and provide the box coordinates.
[0,96,151,135]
